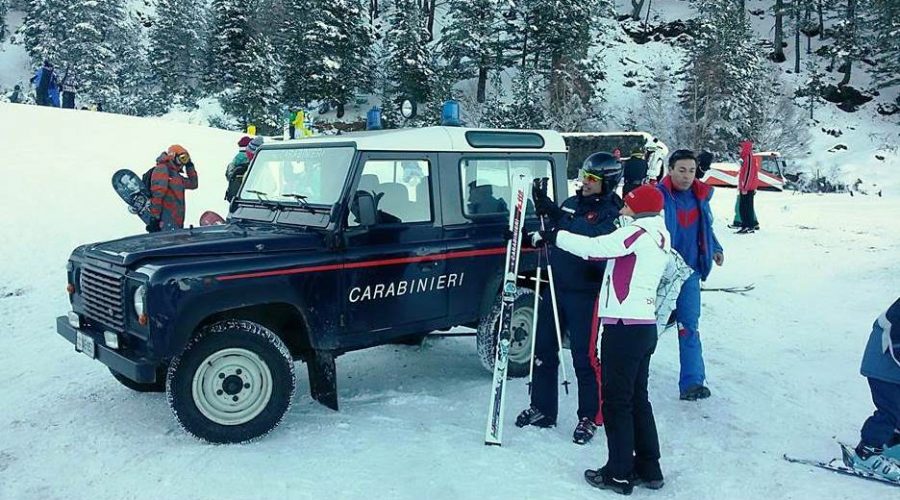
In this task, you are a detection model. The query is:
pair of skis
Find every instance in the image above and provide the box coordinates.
[784,443,900,488]
[484,174,570,446]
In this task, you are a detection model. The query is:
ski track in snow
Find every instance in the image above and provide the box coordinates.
[1,104,899,499]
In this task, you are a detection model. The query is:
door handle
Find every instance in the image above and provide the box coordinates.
[419,260,439,272]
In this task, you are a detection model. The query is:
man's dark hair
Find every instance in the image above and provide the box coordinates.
[668,149,697,168]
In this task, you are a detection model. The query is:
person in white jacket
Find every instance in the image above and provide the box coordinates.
[529,185,670,495]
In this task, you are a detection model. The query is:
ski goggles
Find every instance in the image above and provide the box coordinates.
[175,153,191,165]
[579,168,603,183]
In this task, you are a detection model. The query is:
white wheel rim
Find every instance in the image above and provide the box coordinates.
[192,348,273,426]
[506,305,534,365]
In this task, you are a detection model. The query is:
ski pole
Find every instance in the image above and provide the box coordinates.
[526,244,542,395]
[541,215,570,395]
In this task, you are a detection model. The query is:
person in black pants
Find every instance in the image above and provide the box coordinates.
[515,152,623,445]
[532,185,671,495]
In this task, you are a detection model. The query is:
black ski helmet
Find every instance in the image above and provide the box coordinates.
[580,151,623,194]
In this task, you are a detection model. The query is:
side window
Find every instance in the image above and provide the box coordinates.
[348,159,432,226]
[460,158,553,217]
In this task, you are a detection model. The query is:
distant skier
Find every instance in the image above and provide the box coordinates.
[622,148,649,196]
[846,298,900,482]
[147,145,198,232]
[30,60,59,107]
[736,140,759,233]
[657,149,724,401]
[515,152,623,445]
[60,66,78,109]
[225,136,252,202]
[528,185,672,495]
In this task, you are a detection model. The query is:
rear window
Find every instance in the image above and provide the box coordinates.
[460,158,552,217]
[465,131,545,149]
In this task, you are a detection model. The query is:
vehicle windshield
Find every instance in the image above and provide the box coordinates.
[239,146,355,207]
[759,156,783,175]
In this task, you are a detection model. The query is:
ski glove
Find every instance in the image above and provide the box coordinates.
[146,218,160,233]
[526,229,557,248]
[532,178,562,222]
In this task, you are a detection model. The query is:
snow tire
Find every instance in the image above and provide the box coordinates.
[476,287,535,378]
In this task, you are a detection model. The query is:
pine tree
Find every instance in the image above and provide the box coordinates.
[382,0,434,118]
[60,0,131,111]
[869,0,900,89]
[208,0,254,93]
[117,11,164,115]
[798,57,827,119]
[20,0,70,64]
[823,0,868,86]
[148,0,206,106]
[682,0,768,154]
[486,67,548,129]
[280,0,318,106]
[441,0,509,103]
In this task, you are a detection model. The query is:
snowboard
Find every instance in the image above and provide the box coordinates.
[112,169,155,226]
[701,284,755,293]
[199,210,226,226]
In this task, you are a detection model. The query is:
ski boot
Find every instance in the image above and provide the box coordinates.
[680,385,711,401]
[514,406,556,428]
[573,417,598,445]
[584,467,634,495]
[843,443,900,482]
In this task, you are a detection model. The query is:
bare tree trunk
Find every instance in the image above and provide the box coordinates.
[520,29,528,67]
[774,0,785,62]
[817,0,824,39]
[476,64,487,103]
[805,5,812,54]
[370,0,379,21]
[839,0,855,86]
[794,3,801,73]
[630,0,646,20]
[426,0,436,42]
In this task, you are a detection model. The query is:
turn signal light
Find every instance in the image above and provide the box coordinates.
[66,283,75,294]
[138,314,148,326]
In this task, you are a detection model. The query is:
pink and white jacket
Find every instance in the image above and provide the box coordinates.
[555,215,672,324]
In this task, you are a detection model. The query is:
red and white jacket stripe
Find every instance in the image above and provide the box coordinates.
[555,215,672,324]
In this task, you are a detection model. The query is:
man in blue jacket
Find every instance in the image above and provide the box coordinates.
[516,152,623,445]
[846,298,900,481]
[657,149,724,400]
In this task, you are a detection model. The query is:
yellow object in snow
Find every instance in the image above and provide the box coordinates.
[247,124,257,136]
[292,110,313,137]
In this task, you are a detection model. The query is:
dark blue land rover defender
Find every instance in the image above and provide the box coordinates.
[56,126,568,443]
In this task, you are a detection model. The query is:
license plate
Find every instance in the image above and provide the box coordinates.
[75,331,96,359]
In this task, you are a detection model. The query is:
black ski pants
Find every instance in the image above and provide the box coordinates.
[530,286,603,424]
[601,320,661,481]
[738,190,758,229]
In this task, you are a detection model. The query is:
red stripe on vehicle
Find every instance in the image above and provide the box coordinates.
[215,246,517,281]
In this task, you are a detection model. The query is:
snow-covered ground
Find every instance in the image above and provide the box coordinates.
[0,104,898,499]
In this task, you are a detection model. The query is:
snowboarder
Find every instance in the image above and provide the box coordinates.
[657,149,724,401]
[515,152,623,445]
[60,66,78,109]
[528,185,671,495]
[225,136,253,202]
[622,148,649,196]
[30,60,58,107]
[736,140,759,233]
[147,145,199,232]
[846,298,900,481]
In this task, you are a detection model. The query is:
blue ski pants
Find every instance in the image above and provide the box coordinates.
[675,273,706,393]
[861,378,900,449]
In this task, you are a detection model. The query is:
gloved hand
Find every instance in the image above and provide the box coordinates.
[146,218,160,233]
[532,177,562,221]
[185,161,196,170]
[525,229,557,248]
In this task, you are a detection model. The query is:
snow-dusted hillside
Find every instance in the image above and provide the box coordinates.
[0,103,899,499]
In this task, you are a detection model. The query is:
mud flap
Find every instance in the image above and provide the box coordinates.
[307,350,338,411]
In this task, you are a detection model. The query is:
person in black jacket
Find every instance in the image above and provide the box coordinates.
[622,148,650,196]
[516,151,624,445]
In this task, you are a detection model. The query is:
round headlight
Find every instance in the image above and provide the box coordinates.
[133,285,147,317]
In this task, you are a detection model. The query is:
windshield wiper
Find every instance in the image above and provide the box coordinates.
[281,193,312,209]
[246,189,284,211]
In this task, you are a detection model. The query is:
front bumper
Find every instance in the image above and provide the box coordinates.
[56,316,158,383]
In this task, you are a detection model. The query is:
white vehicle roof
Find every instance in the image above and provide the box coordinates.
[267,126,567,153]
[754,151,781,158]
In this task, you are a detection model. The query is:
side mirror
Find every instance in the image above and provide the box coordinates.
[352,191,378,227]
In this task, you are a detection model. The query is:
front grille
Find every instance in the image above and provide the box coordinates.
[79,266,126,332]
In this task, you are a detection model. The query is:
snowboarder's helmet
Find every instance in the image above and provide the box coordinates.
[580,151,623,194]
[167,144,190,165]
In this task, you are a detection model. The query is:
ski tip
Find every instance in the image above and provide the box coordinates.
[484,441,502,447]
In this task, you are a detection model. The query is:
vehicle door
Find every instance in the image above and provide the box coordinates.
[341,153,448,338]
